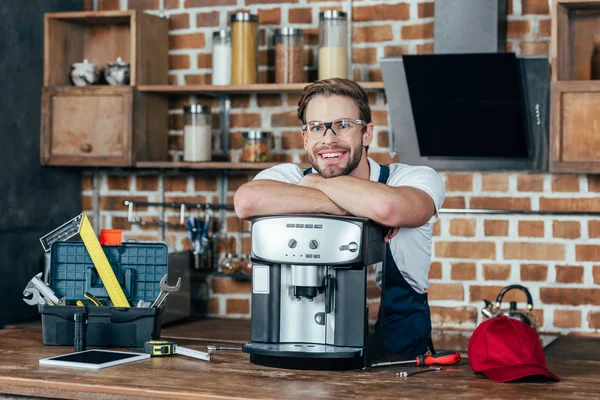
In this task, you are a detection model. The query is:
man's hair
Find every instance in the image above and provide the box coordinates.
[297,78,372,125]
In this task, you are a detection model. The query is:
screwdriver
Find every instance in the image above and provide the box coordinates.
[371,351,461,368]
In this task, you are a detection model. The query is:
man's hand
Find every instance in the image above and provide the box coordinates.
[384,227,399,243]
[298,173,325,189]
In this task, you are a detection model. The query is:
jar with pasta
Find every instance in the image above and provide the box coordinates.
[242,131,272,162]
[231,12,259,85]
[275,27,305,84]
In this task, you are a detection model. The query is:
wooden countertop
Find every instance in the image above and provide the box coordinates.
[0,319,598,399]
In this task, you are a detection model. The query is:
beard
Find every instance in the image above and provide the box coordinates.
[308,140,363,178]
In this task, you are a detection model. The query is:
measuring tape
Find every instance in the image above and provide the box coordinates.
[144,340,212,361]
[40,213,130,308]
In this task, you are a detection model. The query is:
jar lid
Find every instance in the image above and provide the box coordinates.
[319,10,347,20]
[231,12,258,23]
[213,29,230,38]
[275,27,304,37]
[184,104,211,114]
[243,131,272,140]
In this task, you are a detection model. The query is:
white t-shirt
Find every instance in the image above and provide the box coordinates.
[252,157,446,294]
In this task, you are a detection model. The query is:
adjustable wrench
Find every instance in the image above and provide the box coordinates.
[23,287,46,306]
[151,274,181,308]
[23,272,60,305]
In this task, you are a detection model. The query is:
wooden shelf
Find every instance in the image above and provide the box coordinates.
[135,161,309,170]
[137,82,385,94]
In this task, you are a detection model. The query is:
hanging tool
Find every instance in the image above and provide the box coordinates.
[23,272,61,306]
[397,367,442,377]
[39,213,130,308]
[371,351,461,368]
[151,274,182,308]
[144,340,212,362]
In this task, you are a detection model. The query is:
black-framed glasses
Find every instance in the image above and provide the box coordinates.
[302,118,366,139]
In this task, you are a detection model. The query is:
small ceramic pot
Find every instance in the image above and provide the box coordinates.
[70,59,99,87]
[104,57,130,85]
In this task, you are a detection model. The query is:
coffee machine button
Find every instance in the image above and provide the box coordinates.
[288,239,298,249]
[309,239,319,249]
[348,242,358,252]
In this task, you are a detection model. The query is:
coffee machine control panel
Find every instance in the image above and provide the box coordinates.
[251,216,363,264]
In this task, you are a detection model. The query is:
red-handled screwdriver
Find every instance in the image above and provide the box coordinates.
[371,351,461,368]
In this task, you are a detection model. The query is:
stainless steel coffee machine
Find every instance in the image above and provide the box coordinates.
[243,214,387,370]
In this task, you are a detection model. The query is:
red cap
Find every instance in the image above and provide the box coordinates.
[468,315,559,383]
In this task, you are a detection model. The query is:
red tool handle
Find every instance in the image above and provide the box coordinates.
[416,351,461,366]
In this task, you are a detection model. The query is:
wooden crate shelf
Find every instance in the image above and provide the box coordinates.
[137,82,385,94]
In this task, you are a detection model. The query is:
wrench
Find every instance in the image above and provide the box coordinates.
[151,274,181,308]
[24,272,60,305]
[23,287,46,305]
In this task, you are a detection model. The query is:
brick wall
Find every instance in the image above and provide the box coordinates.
[81,0,600,334]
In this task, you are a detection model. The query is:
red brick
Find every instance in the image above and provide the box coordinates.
[211,277,251,294]
[165,195,206,204]
[82,175,92,191]
[540,198,600,212]
[353,25,393,43]
[136,176,158,191]
[169,13,190,30]
[504,242,565,260]
[82,195,92,211]
[107,175,130,191]
[185,0,235,6]
[539,19,551,37]
[383,45,409,57]
[97,0,120,10]
[402,22,434,40]
[281,131,304,150]
[520,264,548,281]
[432,220,441,236]
[517,174,544,192]
[226,299,250,314]
[377,130,389,148]
[197,53,212,68]
[481,174,509,191]
[352,4,410,21]
[576,245,600,262]
[429,262,442,279]
[435,242,496,259]
[471,197,531,210]
[588,311,600,329]
[352,48,378,64]
[165,176,188,192]
[556,265,584,283]
[245,0,295,4]
[164,0,180,9]
[552,175,580,192]
[588,175,600,192]
[196,11,219,27]
[445,173,472,191]
[553,221,580,239]
[418,2,435,18]
[522,0,550,14]
[416,43,434,54]
[430,306,477,327]
[427,283,464,301]
[554,309,581,328]
[484,220,509,236]
[442,197,466,209]
[451,262,476,280]
[271,111,301,127]
[589,221,600,238]
[449,219,476,237]
[372,110,388,125]
[541,288,600,306]
[169,33,205,50]
[258,8,280,24]
[230,113,262,128]
[483,264,511,281]
[471,285,530,303]
[507,20,531,38]
[169,55,190,70]
[518,220,545,237]
[289,7,312,24]
[519,41,549,56]
[99,196,147,211]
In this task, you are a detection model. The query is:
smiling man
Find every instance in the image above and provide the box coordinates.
[234,78,445,357]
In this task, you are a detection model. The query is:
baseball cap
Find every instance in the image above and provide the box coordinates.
[468,315,559,383]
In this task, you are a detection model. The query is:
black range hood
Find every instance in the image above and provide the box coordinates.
[380,53,550,171]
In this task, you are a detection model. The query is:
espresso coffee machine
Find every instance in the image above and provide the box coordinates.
[242,214,387,370]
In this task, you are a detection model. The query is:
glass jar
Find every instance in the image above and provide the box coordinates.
[231,12,259,85]
[212,29,231,85]
[274,27,305,84]
[318,10,348,80]
[242,131,272,162]
[183,105,212,162]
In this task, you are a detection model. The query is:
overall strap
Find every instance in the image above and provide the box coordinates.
[378,164,390,184]
[303,168,312,176]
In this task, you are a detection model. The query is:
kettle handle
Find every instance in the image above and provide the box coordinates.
[495,285,533,311]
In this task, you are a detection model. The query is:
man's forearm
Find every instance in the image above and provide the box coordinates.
[234,180,346,219]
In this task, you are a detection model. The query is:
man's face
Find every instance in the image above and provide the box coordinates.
[302,95,373,178]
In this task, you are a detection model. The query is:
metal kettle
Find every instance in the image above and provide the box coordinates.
[481,285,537,329]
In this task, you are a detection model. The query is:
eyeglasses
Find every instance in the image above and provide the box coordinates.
[302,118,366,139]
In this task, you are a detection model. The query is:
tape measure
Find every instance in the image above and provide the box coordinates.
[145,340,176,357]
[39,213,130,308]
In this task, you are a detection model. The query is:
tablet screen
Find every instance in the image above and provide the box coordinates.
[40,349,149,370]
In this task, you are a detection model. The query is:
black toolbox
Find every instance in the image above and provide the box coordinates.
[39,241,168,348]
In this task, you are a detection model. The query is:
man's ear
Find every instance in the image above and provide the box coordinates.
[301,129,308,150]
[362,122,374,147]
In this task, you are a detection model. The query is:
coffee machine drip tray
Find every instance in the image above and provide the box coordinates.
[243,342,365,370]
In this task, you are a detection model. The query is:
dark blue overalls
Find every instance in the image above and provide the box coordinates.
[304,164,434,356]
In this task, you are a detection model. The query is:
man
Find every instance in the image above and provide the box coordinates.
[234,78,445,356]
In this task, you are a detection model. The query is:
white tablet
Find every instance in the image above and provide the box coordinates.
[39,349,150,370]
